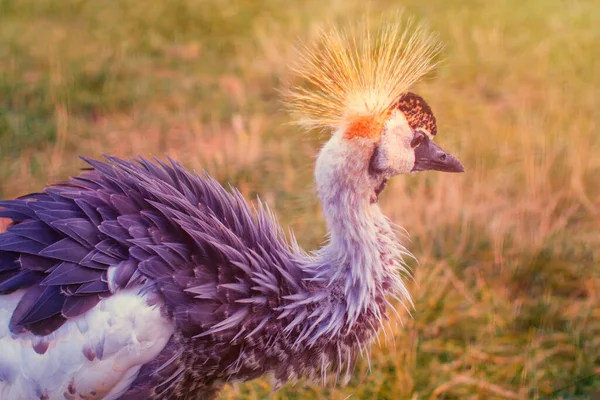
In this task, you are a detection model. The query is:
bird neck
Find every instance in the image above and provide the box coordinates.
[312,135,411,326]
[320,183,379,254]
[314,134,378,241]
[315,177,409,330]
[317,174,394,282]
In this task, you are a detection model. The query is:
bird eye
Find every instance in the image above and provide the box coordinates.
[410,132,425,148]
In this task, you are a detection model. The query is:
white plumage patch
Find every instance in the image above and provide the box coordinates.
[0,289,174,400]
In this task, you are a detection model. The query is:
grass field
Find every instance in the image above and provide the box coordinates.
[1,0,599,398]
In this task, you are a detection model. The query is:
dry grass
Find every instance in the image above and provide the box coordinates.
[0,0,599,399]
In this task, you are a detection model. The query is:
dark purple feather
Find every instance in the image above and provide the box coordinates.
[97,207,119,223]
[95,239,128,259]
[130,246,152,261]
[79,251,111,270]
[75,280,109,294]
[27,200,79,212]
[0,209,31,221]
[138,257,171,279]
[27,313,67,336]
[109,259,137,289]
[74,199,103,227]
[35,209,83,224]
[62,295,100,318]
[98,220,129,244]
[90,250,121,266]
[41,262,101,286]
[110,194,139,215]
[0,200,37,219]
[8,220,60,245]
[149,245,183,269]
[50,218,98,247]
[0,233,46,254]
[39,238,89,263]
[19,254,58,272]
[16,285,66,326]
[0,270,45,293]
[0,252,19,272]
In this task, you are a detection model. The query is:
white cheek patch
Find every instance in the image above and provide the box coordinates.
[375,111,416,175]
[375,126,401,171]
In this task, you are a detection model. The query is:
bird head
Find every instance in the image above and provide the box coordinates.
[370,91,464,176]
[285,14,464,203]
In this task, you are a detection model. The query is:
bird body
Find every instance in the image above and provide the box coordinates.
[0,14,464,400]
[0,157,404,399]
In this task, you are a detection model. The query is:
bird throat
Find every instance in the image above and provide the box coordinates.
[370,178,388,204]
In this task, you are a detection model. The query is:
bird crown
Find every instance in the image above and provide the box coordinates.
[284,12,442,139]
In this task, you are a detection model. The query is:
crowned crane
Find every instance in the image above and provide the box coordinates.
[0,16,463,400]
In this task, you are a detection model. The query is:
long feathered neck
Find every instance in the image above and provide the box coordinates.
[309,134,412,326]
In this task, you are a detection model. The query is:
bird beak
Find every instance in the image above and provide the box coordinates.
[411,136,465,173]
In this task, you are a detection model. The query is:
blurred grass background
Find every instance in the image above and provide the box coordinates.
[0,0,599,398]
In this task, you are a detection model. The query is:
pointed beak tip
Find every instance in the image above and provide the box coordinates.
[446,154,464,173]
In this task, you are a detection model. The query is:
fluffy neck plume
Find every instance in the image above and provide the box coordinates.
[284,12,442,136]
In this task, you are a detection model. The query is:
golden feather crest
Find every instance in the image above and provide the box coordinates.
[284,13,442,138]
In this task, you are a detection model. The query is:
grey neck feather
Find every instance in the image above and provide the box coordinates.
[306,134,412,328]
[253,135,413,386]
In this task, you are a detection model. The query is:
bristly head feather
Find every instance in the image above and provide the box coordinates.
[284,12,443,139]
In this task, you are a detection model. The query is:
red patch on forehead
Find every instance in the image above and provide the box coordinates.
[344,115,384,140]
